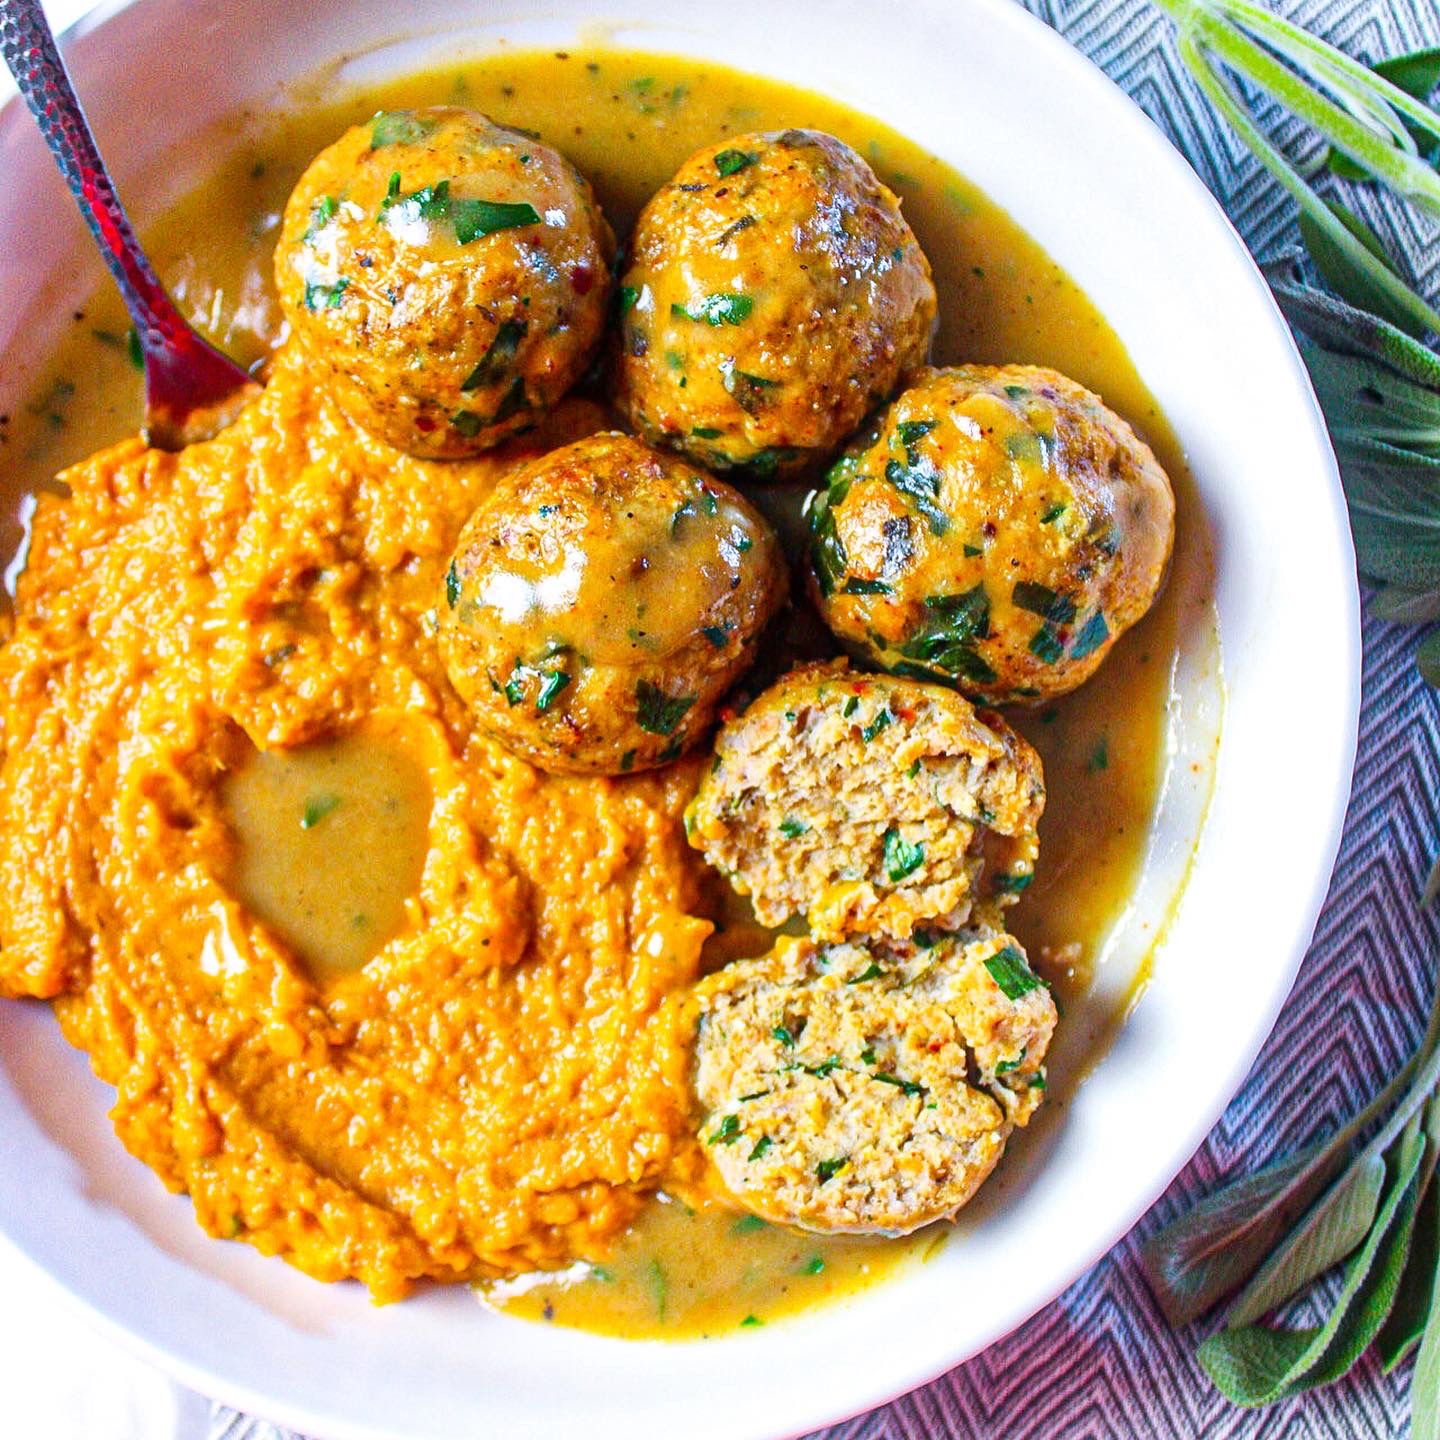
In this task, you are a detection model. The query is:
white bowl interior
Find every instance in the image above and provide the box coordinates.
[0,1,1358,1438]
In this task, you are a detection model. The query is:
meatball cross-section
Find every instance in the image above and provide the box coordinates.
[693,929,1057,1234]
[686,661,1044,942]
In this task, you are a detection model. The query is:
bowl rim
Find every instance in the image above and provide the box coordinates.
[0,0,1360,1435]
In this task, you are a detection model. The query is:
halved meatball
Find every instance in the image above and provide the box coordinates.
[808,364,1176,704]
[693,929,1056,1233]
[612,129,936,479]
[437,432,788,774]
[686,662,1043,942]
[276,107,614,458]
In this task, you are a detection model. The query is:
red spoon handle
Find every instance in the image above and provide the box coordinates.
[1,0,257,447]
[0,0,192,351]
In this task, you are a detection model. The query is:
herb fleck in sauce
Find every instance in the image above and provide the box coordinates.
[222,729,432,985]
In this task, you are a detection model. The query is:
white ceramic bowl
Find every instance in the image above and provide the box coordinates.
[0,1,1358,1437]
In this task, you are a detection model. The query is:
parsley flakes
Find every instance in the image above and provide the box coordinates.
[635,681,695,736]
[708,1113,742,1146]
[379,174,540,243]
[1012,581,1077,624]
[369,111,439,148]
[882,828,925,882]
[861,708,893,743]
[300,793,341,830]
[1070,610,1110,661]
[714,148,759,176]
[303,276,349,311]
[671,292,753,325]
[461,319,528,391]
[984,945,1045,1000]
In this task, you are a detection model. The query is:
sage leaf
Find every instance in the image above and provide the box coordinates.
[1268,256,1440,388]
[1145,954,1440,1328]
[1331,438,1440,590]
[1376,1097,1440,1368]
[1372,46,1440,102]
[1372,585,1440,623]
[1299,343,1440,455]
[1421,630,1440,689]
[1198,1110,1427,1406]
[1414,1223,1440,1440]
[1270,271,1440,597]
[1297,200,1426,337]
[1226,1151,1386,1327]
[1328,46,1440,180]
[1141,1141,1358,1327]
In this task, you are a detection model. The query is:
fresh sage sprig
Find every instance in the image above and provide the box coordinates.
[1150,0,1440,693]
[1140,947,1440,1410]
[1264,255,1440,672]
[1137,0,1440,1411]
[1150,0,1440,333]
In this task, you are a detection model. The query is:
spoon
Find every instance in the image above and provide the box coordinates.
[0,0,260,450]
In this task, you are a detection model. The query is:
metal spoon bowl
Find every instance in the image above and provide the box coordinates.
[0,0,260,450]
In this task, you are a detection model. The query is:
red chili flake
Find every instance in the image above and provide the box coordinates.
[571,264,595,295]
[415,415,438,433]
[982,521,997,537]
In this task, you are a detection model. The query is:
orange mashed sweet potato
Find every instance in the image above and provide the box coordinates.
[0,343,714,1301]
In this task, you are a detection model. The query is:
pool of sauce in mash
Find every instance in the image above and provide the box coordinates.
[2,48,1216,1339]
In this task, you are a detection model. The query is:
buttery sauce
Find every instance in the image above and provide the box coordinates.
[484,1192,944,1340]
[222,729,433,984]
[473,473,764,667]
[0,48,1217,1338]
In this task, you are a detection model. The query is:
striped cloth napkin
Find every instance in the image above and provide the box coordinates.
[1,1,1434,1437]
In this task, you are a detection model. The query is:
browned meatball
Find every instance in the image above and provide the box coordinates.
[808,365,1175,704]
[611,129,936,479]
[276,107,614,458]
[437,433,788,773]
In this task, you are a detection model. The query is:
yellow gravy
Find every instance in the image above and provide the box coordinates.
[0,48,1216,1338]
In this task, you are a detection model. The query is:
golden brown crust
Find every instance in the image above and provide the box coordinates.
[810,364,1176,704]
[437,432,789,773]
[612,129,937,478]
[275,107,614,459]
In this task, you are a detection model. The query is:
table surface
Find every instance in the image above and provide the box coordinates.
[3,0,1439,1437]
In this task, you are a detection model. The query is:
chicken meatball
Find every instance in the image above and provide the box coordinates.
[686,662,1044,942]
[612,129,937,479]
[276,107,614,459]
[437,432,788,773]
[808,365,1175,704]
[692,929,1056,1234]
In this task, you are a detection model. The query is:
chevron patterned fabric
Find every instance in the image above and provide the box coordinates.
[211,1,1440,1437]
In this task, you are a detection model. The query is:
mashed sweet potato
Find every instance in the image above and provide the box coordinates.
[0,343,713,1301]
